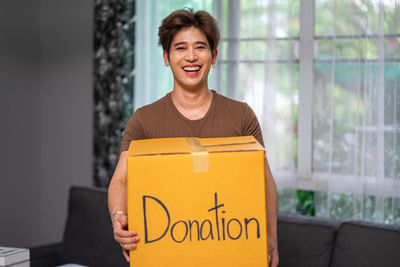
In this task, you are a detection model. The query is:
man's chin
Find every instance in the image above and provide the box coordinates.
[177,84,207,92]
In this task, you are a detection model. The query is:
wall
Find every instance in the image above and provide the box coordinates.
[0,0,42,247]
[40,0,93,245]
[0,0,93,247]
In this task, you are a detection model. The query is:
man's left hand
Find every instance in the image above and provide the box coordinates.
[268,238,279,267]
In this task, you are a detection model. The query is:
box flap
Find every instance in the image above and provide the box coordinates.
[127,136,264,157]
[200,136,264,152]
[127,137,190,156]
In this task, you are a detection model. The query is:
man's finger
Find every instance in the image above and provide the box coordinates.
[118,217,128,227]
[115,235,140,246]
[270,253,279,267]
[113,221,137,237]
[114,227,137,236]
[121,243,137,251]
[122,249,130,262]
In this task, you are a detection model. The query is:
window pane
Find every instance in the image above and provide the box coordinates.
[384,62,400,125]
[315,191,328,217]
[383,1,400,35]
[278,188,296,213]
[316,0,382,36]
[363,195,376,222]
[239,40,299,61]
[385,132,400,178]
[313,62,334,172]
[316,38,400,61]
[329,193,364,221]
[316,0,400,36]
[384,197,400,225]
[219,40,229,61]
[240,62,299,171]
[316,39,379,60]
[296,190,315,215]
[313,57,400,177]
[330,193,356,221]
[239,40,269,61]
[385,38,400,59]
[215,63,229,96]
[240,0,299,38]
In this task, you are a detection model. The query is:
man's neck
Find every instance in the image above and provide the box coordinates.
[171,87,213,120]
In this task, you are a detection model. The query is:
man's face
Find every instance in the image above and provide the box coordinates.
[163,26,218,92]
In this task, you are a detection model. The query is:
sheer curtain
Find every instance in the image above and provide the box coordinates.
[214,0,302,215]
[312,0,400,223]
[134,0,400,224]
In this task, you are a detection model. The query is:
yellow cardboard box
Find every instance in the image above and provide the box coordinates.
[127,136,268,267]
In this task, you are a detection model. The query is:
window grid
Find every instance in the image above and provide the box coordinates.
[213,0,400,222]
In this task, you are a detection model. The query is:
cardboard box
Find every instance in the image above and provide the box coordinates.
[127,136,268,267]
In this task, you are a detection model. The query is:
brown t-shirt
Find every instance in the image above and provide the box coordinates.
[120,90,264,152]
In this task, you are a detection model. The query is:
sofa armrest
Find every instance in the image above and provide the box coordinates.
[59,186,127,266]
[29,242,62,267]
[277,212,340,267]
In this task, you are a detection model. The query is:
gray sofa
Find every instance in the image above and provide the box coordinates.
[30,186,400,267]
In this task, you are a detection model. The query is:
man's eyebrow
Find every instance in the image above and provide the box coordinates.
[173,41,208,47]
[195,41,208,46]
[173,42,187,47]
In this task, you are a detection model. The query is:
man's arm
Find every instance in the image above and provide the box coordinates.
[108,151,139,262]
[108,151,128,216]
[265,157,279,267]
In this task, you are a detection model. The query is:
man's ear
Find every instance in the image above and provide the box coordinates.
[211,48,218,65]
[163,50,170,67]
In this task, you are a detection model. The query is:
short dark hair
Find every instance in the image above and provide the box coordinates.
[158,8,220,55]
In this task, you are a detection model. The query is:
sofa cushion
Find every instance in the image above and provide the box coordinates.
[330,220,400,267]
[59,186,127,267]
[277,213,340,267]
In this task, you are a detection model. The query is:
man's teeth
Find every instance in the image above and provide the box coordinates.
[183,66,201,72]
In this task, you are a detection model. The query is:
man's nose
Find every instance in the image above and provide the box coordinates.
[185,47,197,61]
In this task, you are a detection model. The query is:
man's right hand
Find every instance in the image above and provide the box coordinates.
[112,214,140,262]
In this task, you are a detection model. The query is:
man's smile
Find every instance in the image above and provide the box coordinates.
[182,64,202,72]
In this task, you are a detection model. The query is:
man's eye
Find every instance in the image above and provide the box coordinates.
[176,47,185,50]
[196,46,205,49]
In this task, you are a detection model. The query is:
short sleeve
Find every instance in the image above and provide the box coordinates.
[242,103,264,147]
[120,108,145,152]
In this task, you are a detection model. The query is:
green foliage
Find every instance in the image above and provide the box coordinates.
[296,190,315,216]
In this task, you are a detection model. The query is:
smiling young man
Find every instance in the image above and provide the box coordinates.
[108,9,279,267]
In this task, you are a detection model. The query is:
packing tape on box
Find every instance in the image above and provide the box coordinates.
[185,138,209,173]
